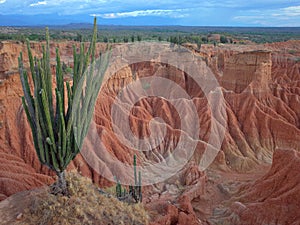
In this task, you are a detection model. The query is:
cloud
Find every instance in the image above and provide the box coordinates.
[92,9,187,19]
[0,0,300,26]
[233,5,300,26]
[281,5,300,16]
[30,1,47,7]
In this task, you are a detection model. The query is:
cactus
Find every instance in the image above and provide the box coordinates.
[132,154,142,203]
[18,17,109,195]
[116,179,122,198]
[115,176,128,200]
[138,170,142,202]
[114,154,142,203]
[134,154,137,186]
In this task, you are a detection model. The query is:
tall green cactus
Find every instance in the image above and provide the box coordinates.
[133,154,142,202]
[18,18,109,195]
[129,154,142,203]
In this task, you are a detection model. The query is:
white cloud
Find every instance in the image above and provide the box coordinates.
[233,6,300,26]
[92,9,187,19]
[0,0,299,26]
[30,1,47,7]
[281,5,300,16]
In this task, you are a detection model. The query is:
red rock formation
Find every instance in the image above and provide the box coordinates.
[220,50,272,94]
[0,40,299,224]
[211,149,300,225]
[146,163,207,225]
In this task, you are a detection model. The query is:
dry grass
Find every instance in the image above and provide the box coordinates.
[22,172,149,225]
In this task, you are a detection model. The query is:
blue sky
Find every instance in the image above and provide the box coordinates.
[0,0,300,26]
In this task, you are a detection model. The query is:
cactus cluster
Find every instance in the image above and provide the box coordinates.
[18,18,109,195]
[115,179,127,200]
[115,154,142,203]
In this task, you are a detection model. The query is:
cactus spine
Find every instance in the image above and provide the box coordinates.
[18,18,109,195]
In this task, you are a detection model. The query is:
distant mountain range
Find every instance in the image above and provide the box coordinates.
[0,14,179,26]
[1,14,300,35]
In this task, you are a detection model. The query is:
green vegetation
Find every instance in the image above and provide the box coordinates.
[18,18,109,195]
[1,25,300,44]
[62,62,73,75]
[220,35,228,43]
[115,154,142,203]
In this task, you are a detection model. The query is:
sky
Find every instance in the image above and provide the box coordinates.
[0,0,300,26]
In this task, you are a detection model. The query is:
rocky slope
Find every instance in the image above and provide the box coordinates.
[210,148,300,225]
[0,40,299,224]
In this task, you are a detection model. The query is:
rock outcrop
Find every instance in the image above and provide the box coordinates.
[221,50,272,94]
[211,149,300,225]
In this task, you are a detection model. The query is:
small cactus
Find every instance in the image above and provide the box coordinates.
[115,177,128,201]
[132,154,142,203]
[115,154,142,203]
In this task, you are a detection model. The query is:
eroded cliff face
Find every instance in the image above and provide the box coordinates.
[0,40,299,224]
[211,149,300,225]
[220,51,272,93]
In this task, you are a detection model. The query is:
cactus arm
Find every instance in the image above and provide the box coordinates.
[55,48,65,117]
[26,39,36,85]
[19,54,35,119]
[134,154,137,186]
[72,45,78,92]
[56,89,67,161]
[66,82,72,111]
[138,171,142,202]
[78,43,84,77]
[33,97,46,164]
[45,28,53,114]
[40,89,57,153]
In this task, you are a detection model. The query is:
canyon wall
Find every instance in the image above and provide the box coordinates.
[211,148,300,225]
[221,50,272,93]
[0,40,299,224]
